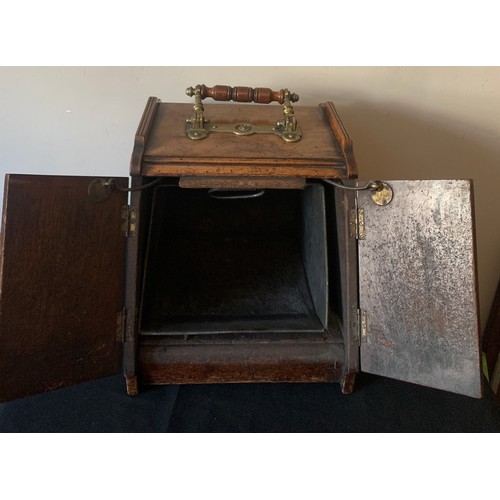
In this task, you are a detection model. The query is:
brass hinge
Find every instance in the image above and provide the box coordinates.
[352,308,367,345]
[349,207,365,240]
[116,308,126,343]
[121,205,137,237]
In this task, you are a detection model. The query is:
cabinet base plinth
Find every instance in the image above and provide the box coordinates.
[139,343,344,385]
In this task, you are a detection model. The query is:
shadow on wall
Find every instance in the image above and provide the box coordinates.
[337,100,500,330]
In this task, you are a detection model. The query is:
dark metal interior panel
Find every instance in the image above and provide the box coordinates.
[302,184,328,327]
[0,174,128,402]
[358,180,482,398]
[140,187,324,335]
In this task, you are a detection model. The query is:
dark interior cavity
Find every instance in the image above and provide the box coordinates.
[140,185,328,335]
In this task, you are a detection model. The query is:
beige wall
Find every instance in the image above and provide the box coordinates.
[0,66,499,327]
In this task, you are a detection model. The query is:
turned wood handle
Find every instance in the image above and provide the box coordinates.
[186,85,299,104]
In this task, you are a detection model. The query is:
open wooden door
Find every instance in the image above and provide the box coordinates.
[0,174,128,402]
[358,180,482,398]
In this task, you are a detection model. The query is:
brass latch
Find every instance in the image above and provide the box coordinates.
[185,84,302,143]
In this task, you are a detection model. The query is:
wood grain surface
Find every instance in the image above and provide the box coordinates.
[0,174,127,402]
[140,102,356,179]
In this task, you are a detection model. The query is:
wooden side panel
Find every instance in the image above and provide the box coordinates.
[320,102,358,178]
[129,96,160,176]
[331,184,360,392]
[0,174,128,402]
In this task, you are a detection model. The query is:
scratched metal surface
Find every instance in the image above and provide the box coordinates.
[358,180,482,398]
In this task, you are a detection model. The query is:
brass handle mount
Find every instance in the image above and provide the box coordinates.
[185,84,301,142]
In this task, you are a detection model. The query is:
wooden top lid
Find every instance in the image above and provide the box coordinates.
[131,99,357,179]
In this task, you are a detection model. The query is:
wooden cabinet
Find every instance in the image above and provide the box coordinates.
[0,90,483,401]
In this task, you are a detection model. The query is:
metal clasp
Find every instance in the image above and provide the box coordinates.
[323,178,394,206]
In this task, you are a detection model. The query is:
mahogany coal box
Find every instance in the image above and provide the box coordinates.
[0,86,483,402]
